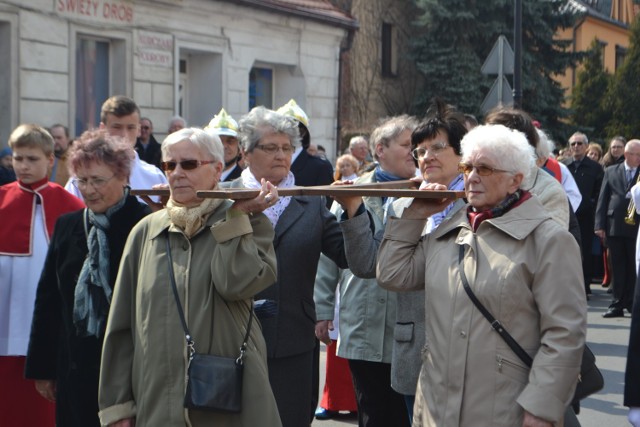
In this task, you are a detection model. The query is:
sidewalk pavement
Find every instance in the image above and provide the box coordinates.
[312,285,632,427]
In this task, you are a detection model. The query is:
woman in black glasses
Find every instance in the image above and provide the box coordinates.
[25,129,150,426]
[377,124,586,427]
[98,127,282,427]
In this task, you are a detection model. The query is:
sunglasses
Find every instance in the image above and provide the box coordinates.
[458,162,511,176]
[160,159,217,171]
[569,141,585,146]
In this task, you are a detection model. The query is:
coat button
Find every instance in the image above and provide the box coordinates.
[182,243,189,251]
[459,330,467,338]
[378,298,385,303]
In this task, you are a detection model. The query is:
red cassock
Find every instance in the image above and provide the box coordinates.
[0,177,84,426]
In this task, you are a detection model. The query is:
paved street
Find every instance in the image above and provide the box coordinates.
[312,284,632,427]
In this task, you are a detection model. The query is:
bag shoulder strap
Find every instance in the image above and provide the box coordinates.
[457,245,533,367]
[165,235,253,363]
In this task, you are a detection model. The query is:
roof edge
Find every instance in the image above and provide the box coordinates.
[218,0,359,30]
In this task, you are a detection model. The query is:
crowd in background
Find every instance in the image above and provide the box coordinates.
[2,94,640,427]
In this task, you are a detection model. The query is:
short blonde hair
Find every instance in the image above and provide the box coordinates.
[8,124,54,156]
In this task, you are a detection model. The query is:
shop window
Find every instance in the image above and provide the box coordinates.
[249,67,273,109]
[75,38,110,136]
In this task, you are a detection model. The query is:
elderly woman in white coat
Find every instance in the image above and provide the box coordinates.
[376,124,586,427]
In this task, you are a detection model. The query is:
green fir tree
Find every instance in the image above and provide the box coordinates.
[604,16,640,138]
[410,0,580,139]
[569,39,612,140]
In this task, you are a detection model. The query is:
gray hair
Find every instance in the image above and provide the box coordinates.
[535,129,553,160]
[461,124,536,189]
[238,106,300,152]
[169,115,187,128]
[569,131,588,144]
[349,135,367,149]
[161,127,224,164]
[369,115,418,160]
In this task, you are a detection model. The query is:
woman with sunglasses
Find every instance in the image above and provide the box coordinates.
[98,127,282,427]
[24,129,150,426]
[377,124,586,427]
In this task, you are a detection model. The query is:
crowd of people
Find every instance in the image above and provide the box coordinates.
[1,93,640,427]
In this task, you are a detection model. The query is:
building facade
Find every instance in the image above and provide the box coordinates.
[557,0,638,94]
[331,0,423,151]
[0,0,356,161]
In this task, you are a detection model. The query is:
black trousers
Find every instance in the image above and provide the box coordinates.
[348,359,410,427]
[608,235,637,310]
[268,351,314,427]
[576,212,595,292]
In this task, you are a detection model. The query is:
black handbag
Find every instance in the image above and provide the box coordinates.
[457,246,604,404]
[166,238,252,413]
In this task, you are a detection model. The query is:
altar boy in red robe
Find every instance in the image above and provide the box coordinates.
[0,124,84,426]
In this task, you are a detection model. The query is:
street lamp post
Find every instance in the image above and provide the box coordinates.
[513,0,522,108]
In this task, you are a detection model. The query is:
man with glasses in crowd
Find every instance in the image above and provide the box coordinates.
[563,131,604,296]
[65,95,167,202]
[135,117,162,169]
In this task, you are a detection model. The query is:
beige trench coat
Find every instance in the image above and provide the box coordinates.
[98,202,282,427]
[377,196,586,426]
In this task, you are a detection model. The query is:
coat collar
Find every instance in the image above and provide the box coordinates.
[432,195,551,241]
[147,199,233,240]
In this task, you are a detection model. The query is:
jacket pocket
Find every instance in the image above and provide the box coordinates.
[496,354,529,384]
[394,322,415,342]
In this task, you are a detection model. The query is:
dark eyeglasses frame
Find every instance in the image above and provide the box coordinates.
[569,141,585,146]
[160,159,217,172]
[458,162,512,177]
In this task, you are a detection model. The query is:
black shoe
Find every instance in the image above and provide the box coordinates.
[315,408,338,420]
[603,307,624,318]
[607,287,613,294]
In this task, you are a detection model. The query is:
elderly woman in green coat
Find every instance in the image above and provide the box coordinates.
[98,128,282,427]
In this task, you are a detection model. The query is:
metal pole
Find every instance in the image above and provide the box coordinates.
[513,0,522,108]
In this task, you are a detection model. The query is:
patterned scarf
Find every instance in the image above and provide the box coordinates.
[467,189,531,232]
[241,168,295,228]
[73,187,129,338]
[166,193,224,238]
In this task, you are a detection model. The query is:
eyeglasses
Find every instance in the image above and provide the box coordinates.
[458,163,511,176]
[72,175,115,190]
[160,159,217,172]
[411,142,449,160]
[254,144,295,155]
[569,141,585,146]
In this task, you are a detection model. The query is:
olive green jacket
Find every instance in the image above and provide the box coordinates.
[99,202,282,427]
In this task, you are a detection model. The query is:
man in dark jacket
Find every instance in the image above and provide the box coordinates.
[134,117,162,169]
[563,131,604,296]
[596,139,640,318]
